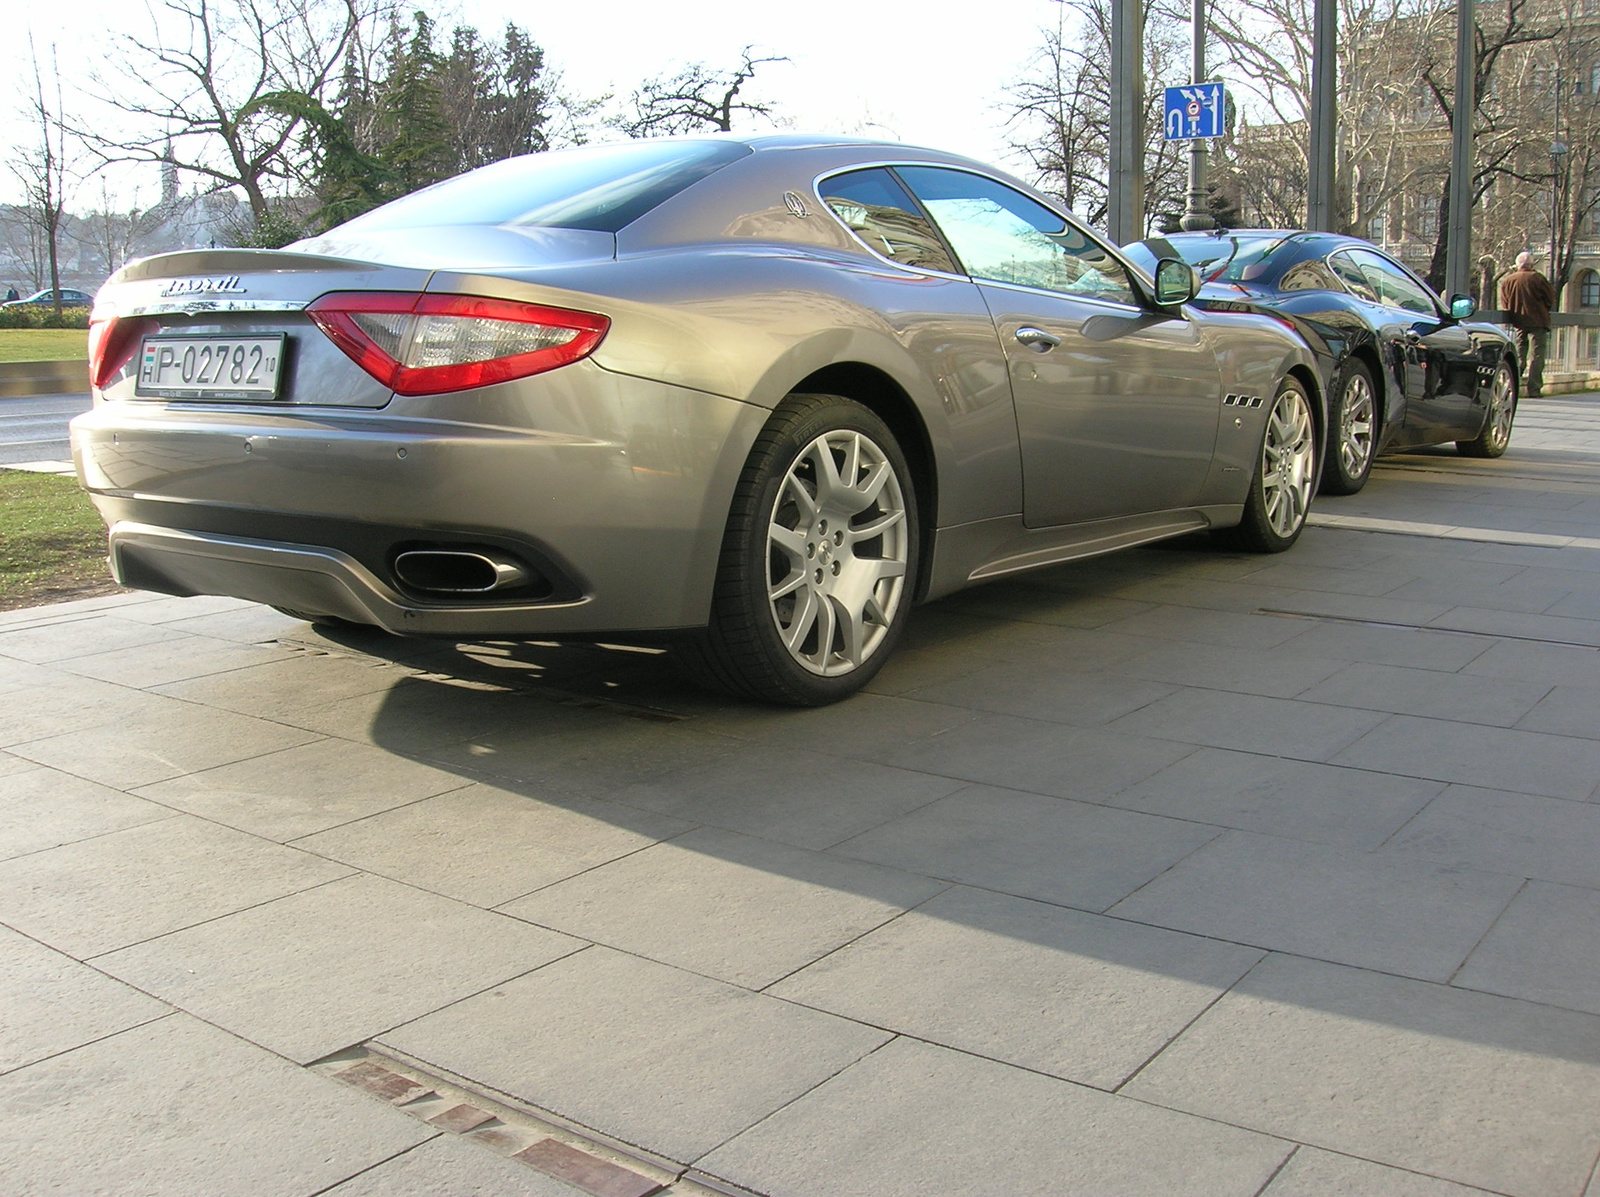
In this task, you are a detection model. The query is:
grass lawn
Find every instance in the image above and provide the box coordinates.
[0,329,89,363]
[0,471,120,611]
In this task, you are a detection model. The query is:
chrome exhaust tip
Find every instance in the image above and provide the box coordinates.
[393,549,529,595]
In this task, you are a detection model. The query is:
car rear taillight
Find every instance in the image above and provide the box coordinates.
[88,315,157,390]
[306,292,609,396]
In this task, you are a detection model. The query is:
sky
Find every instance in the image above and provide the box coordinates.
[2,0,1072,209]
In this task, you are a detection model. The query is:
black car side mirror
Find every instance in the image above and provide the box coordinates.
[1448,293,1476,320]
[1154,258,1199,306]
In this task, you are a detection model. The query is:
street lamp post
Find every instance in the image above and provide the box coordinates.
[1180,0,1215,231]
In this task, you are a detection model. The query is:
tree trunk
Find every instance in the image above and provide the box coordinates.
[1426,174,1450,294]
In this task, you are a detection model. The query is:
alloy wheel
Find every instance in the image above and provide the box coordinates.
[1338,371,1376,480]
[1260,385,1317,539]
[766,429,909,676]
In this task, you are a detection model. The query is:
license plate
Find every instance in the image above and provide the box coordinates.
[134,335,286,401]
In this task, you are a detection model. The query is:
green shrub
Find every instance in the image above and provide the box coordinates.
[0,306,91,330]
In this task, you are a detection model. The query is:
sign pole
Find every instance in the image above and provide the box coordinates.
[1180,0,1215,231]
[1108,0,1145,244]
[1444,0,1474,298]
[1306,0,1337,230]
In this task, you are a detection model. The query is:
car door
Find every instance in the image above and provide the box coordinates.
[895,166,1222,528]
[1342,249,1481,442]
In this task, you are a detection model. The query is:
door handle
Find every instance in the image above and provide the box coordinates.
[1015,327,1061,352]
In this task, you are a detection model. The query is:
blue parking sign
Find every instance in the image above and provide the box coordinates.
[1163,83,1226,140]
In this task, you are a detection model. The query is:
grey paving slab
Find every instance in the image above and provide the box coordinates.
[502,826,944,989]
[939,580,1159,628]
[324,1134,586,1196]
[134,737,474,842]
[0,814,352,957]
[1113,640,1349,699]
[420,711,741,799]
[862,643,996,696]
[899,609,1154,667]
[1105,688,1387,761]
[1260,1148,1500,1196]
[0,674,168,749]
[1454,881,1600,1017]
[1429,605,1600,647]
[1384,785,1600,887]
[1124,953,1600,1197]
[1235,560,1412,596]
[692,689,975,750]
[1386,571,1578,615]
[154,651,415,722]
[902,660,1176,726]
[0,762,176,860]
[58,632,299,689]
[1108,830,1523,981]
[1298,662,1552,727]
[98,873,582,1063]
[1517,683,1600,741]
[0,614,188,663]
[1333,713,1600,801]
[379,946,890,1164]
[601,745,963,851]
[870,712,1194,801]
[0,1013,430,1197]
[107,593,261,625]
[1271,620,1494,670]
[832,784,1218,911]
[157,603,308,643]
[771,885,1262,1089]
[282,675,556,752]
[8,696,321,789]
[1101,603,1315,648]
[695,1036,1289,1197]
[1107,748,1444,849]
[1464,639,1600,687]
[296,783,691,908]
[0,922,169,1074]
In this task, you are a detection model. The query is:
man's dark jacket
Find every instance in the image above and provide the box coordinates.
[1500,267,1557,330]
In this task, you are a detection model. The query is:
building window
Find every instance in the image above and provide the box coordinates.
[1416,194,1440,239]
[1580,270,1600,309]
[1366,213,1387,243]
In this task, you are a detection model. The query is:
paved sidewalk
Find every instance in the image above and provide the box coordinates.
[4,399,1600,1195]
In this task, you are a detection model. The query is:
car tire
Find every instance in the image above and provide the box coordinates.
[675,393,918,706]
[1457,360,1517,458]
[1320,358,1378,495]
[1221,376,1317,553]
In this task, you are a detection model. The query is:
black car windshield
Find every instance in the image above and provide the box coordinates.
[1123,233,1288,283]
[334,140,752,235]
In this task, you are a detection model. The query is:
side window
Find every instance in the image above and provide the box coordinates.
[1279,259,1343,293]
[818,169,958,273]
[896,166,1137,305]
[1350,249,1439,316]
[1328,252,1378,303]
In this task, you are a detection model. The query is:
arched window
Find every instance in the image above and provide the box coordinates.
[1580,270,1600,309]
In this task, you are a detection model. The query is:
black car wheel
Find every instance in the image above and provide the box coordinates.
[1457,361,1517,459]
[676,393,918,705]
[1321,359,1378,495]
[1223,377,1317,553]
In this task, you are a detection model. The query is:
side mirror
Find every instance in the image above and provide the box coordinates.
[1154,258,1199,306]
[1449,293,1476,320]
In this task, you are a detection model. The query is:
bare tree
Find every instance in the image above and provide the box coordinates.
[76,178,164,278]
[1003,0,1189,233]
[616,48,787,137]
[10,36,74,314]
[80,0,368,225]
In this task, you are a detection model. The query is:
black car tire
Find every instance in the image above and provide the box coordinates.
[1457,361,1517,459]
[1221,377,1318,554]
[676,393,918,706]
[1320,358,1379,495]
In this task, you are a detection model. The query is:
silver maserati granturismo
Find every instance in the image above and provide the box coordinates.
[72,135,1323,705]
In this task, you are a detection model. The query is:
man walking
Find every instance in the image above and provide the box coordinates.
[1499,251,1557,398]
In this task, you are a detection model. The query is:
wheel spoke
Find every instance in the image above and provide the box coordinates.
[769,570,807,601]
[812,591,838,662]
[782,586,819,652]
[769,523,808,561]
[783,471,818,520]
[849,507,905,540]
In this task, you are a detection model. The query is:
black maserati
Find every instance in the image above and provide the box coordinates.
[1124,231,1518,495]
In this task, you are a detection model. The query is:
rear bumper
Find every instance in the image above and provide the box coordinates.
[72,363,768,634]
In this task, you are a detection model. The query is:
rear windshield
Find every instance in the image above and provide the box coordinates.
[333,140,752,235]
[1124,233,1288,283]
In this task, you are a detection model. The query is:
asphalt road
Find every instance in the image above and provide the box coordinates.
[0,392,91,464]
